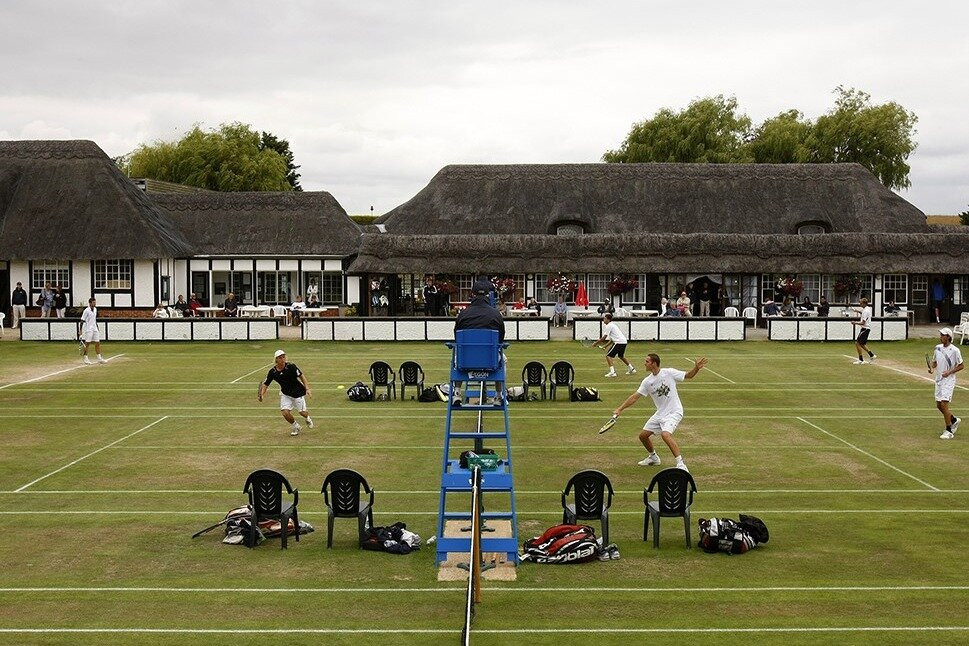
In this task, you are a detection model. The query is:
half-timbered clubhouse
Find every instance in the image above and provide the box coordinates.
[2,139,968,336]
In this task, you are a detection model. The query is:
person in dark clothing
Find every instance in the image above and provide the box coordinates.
[53,286,68,318]
[454,278,505,342]
[173,295,191,317]
[423,277,439,317]
[817,296,830,317]
[11,281,28,328]
[258,349,314,436]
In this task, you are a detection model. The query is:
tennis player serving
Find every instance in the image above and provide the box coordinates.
[610,353,707,472]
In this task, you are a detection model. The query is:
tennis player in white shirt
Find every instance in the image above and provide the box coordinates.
[594,313,637,377]
[79,298,106,364]
[932,328,964,440]
[611,352,706,472]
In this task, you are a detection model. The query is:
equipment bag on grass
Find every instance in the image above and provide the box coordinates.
[697,514,769,555]
[520,524,600,564]
[570,386,600,402]
[347,381,374,402]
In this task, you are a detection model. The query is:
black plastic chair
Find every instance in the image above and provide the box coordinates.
[521,361,548,400]
[321,469,375,548]
[644,467,697,548]
[242,469,300,549]
[398,361,425,401]
[561,469,614,545]
[369,361,397,401]
[548,360,575,401]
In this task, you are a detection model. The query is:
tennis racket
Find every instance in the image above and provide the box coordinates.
[598,414,618,434]
[78,337,85,355]
[925,352,934,373]
[580,337,598,348]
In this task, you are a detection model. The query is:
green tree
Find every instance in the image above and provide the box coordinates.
[811,86,918,190]
[603,95,753,164]
[124,123,293,192]
[747,109,814,163]
[259,131,302,191]
[959,207,969,226]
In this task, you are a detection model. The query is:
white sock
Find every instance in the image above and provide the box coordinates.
[675,455,684,463]
[650,451,658,457]
[97,354,103,359]
[292,421,300,429]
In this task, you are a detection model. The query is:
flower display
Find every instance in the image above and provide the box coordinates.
[546,273,578,296]
[775,276,804,297]
[607,275,639,296]
[833,275,862,302]
[491,276,517,298]
[435,279,458,295]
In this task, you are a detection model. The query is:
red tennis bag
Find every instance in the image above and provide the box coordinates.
[521,524,599,564]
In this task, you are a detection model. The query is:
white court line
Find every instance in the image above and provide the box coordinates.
[0,354,125,391]
[840,354,969,391]
[0,627,966,635]
[13,416,169,493]
[796,417,939,491]
[4,488,968,495]
[685,357,735,383]
[4,509,968,516]
[1,584,966,593]
[229,363,272,384]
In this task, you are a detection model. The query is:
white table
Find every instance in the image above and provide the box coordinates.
[240,305,271,318]
[795,310,818,317]
[197,307,222,319]
[629,309,659,317]
[570,310,601,320]
[300,307,338,318]
[506,308,539,318]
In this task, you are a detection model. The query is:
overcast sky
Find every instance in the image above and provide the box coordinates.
[1,1,966,215]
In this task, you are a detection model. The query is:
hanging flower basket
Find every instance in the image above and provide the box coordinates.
[607,275,639,296]
[546,273,578,296]
[776,276,804,298]
[435,280,458,295]
[491,276,517,299]
[833,274,862,303]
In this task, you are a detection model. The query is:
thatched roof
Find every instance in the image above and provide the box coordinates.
[377,163,928,235]
[349,232,969,275]
[0,140,193,259]
[153,192,361,256]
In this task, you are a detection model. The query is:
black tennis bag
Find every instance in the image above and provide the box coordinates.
[697,514,769,555]
[521,524,599,564]
[570,386,600,402]
[347,381,374,402]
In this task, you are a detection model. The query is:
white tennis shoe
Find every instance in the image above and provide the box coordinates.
[940,430,954,440]
[676,460,690,472]
[605,370,617,378]
[290,423,301,436]
[638,454,661,466]
[626,366,637,374]
[83,357,93,364]
[306,417,314,428]
[853,359,865,364]
[951,417,960,433]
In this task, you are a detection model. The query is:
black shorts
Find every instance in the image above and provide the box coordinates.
[857,328,871,344]
[607,343,627,358]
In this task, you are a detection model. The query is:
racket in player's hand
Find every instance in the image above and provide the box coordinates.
[598,414,618,434]
[77,337,85,355]
[925,353,934,374]
[580,337,598,348]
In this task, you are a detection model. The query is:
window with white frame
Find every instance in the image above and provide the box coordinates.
[798,274,820,303]
[320,272,343,303]
[911,275,928,305]
[456,275,474,301]
[954,275,969,306]
[586,273,610,304]
[534,273,549,302]
[556,224,583,235]
[882,274,908,304]
[859,275,873,301]
[94,260,132,290]
[797,223,827,234]
[761,274,786,303]
[626,273,649,303]
[31,260,70,290]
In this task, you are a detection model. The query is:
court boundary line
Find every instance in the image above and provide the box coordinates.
[685,357,735,383]
[3,509,967,516]
[840,354,969,391]
[4,488,967,495]
[796,417,939,491]
[0,627,966,635]
[0,354,125,391]
[13,416,169,493]
[229,363,272,384]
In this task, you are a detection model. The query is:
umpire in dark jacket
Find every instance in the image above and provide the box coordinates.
[454,278,505,343]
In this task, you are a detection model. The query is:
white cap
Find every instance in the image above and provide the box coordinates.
[274,349,286,358]
[939,328,953,338]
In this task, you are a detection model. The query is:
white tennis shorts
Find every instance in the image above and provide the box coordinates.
[280,394,307,412]
[83,329,100,343]
[643,411,683,434]
[935,378,956,403]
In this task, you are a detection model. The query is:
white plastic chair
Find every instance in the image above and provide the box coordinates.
[0,312,4,337]
[956,323,968,346]
[723,306,740,317]
[742,307,758,324]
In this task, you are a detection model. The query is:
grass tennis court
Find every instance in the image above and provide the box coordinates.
[0,338,966,645]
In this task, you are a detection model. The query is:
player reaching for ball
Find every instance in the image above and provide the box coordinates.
[258,349,314,436]
[610,353,706,472]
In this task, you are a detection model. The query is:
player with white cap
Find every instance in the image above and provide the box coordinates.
[930,328,963,440]
[258,349,314,436]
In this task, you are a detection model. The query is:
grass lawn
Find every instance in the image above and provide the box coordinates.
[0,338,966,645]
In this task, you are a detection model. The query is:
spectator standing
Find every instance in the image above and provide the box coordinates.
[11,281,27,327]
[699,285,711,317]
[53,286,67,318]
[306,278,319,302]
[79,298,106,364]
[932,328,964,440]
[422,277,439,317]
[850,297,877,364]
[258,349,314,436]
[552,299,568,327]
[39,282,54,318]
[932,279,946,324]
[717,285,730,316]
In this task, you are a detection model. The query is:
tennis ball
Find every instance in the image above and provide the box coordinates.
[337,385,345,390]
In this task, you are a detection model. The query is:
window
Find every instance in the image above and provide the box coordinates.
[912,275,928,306]
[586,273,610,304]
[954,276,969,306]
[859,275,873,301]
[320,272,343,303]
[456,275,474,301]
[797,224,827,234]
[626,273,649,303]
[94,260,132,290]
[257,271,294,304]
[882,274,908,304]
[798,274,821,304]
[556,224,583,235]
[31,260,70,290]
[761,274,786,303]
[534,273,549,302]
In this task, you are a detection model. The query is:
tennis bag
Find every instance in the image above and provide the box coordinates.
[697,514,769,555]
[570,386,600,402]
[347,381,374,402]
[521,524,599,564]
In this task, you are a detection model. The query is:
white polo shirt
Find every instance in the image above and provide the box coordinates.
[637,368,687,418]
[859,306,872,329]
[935,343,964,383]
[80,306,98,332]
[603,322,627,345]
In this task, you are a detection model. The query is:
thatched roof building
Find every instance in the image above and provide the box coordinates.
[0,140,192,260]
[153,191,361,256]
[349,162,969,274]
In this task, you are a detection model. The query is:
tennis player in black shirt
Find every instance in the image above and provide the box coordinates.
[258,349,314,436]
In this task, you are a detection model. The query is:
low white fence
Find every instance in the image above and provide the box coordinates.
[303,316,550,341]
[20,318,279,341]
[573,317,746,342]
[768,317,908,341]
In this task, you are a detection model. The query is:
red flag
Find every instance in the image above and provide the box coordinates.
[575,281,589,307]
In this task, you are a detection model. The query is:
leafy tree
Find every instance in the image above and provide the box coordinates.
[747,109,814,163]
[259,131,302,191]
[959,207,969,226]
[603,95,753,164]
[124,123,293,192]
[811,86,918,190]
